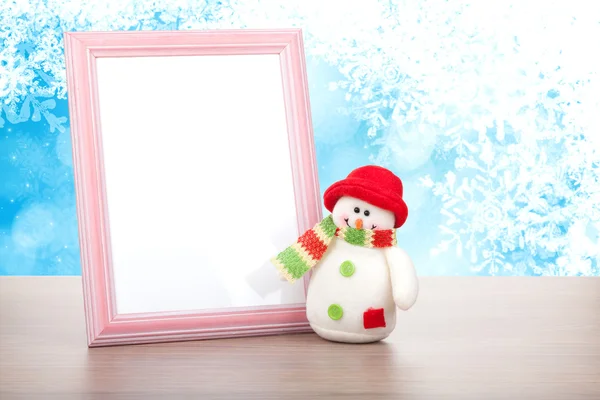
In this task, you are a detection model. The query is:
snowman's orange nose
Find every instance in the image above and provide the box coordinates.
[355,219,363,230]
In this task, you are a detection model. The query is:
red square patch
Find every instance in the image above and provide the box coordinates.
[363,307,386,329]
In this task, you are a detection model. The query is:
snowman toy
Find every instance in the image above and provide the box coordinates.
[271,165,419,344]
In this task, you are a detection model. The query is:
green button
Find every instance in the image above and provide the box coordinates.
[340,260,355,277]
[328,304,343,320]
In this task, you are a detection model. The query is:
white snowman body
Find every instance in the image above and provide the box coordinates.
[305,196,418,343]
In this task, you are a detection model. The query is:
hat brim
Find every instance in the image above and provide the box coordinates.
[323,178,408,229]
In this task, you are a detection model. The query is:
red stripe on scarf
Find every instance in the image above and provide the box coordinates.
[372,230,394,248]
[298,228,328,260]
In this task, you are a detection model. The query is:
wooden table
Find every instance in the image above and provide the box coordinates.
[1,277,599,399]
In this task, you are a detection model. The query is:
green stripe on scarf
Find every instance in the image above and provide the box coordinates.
[319,215,338,237]
[344,228,366,246]
[276,247,311,280]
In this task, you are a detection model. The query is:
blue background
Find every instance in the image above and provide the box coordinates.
[1,1,599,276]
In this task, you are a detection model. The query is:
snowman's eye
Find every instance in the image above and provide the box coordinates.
[364,210,370,217]
[353,207,360,213]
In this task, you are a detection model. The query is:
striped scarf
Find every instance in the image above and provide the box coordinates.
[271,215,397,283]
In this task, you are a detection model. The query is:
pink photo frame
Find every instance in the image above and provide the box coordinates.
[63,29,321,347]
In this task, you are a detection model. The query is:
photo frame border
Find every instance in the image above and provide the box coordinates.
[63,28,320,347]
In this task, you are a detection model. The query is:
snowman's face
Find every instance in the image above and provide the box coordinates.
[331,196,395,230]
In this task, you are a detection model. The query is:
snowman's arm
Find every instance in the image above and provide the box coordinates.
[384,246,419,311]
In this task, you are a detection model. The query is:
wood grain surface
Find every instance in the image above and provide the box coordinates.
[0,276,599,399]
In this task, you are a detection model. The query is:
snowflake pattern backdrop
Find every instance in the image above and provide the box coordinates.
[1,0,599,276]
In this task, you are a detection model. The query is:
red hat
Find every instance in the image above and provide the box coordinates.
[323,165,408,229]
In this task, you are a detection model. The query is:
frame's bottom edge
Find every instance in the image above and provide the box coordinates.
[88,324,315,347]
